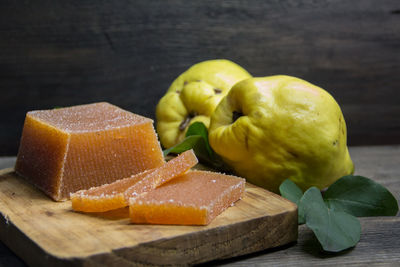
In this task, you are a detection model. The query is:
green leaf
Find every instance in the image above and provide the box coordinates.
[163,135,204,157]
[300,187,361,252]
[324,175,399,217]
[185,122,214,157]
[162,122,230,171]
[279,179,303,204]
[279,179,305,224]
[185,121,207,138]
[163,122,212,158]
[163,122,214,158]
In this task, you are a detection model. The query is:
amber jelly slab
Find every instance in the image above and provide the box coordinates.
[129,170,246,225]
[15,102,164,201]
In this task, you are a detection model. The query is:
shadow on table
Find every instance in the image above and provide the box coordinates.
[200,225,355,266]
[0,241,27,267]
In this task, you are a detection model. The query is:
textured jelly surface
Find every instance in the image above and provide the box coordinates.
[124,149,198,199]
[28,102,151,132]
[15,102,164,201]
[70,169,155,212]
[129,170,246,225]
[70,149,198,212]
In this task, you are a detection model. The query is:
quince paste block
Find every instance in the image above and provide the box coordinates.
[15,102,164,201]
[129,170,246,225]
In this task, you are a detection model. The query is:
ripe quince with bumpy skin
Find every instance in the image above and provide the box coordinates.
[208,75,354,193]
[156,59,251,148]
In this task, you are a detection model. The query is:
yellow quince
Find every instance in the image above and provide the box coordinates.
[156,59,251,148]
[209,75,354,192]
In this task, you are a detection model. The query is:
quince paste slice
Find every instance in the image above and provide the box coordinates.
[129,170,245,225]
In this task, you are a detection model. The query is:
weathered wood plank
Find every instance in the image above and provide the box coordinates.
[1,0,399,155]
[212,217,400,266]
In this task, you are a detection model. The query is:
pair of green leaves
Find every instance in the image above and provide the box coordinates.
[163,122,227,170]
[279,176,399,252]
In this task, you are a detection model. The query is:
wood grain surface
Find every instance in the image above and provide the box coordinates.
[0,168,297,266]
[1,0,400,155]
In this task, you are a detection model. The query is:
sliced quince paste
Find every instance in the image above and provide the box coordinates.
[129,170,246,225]
[71,169,155,213]
[71,150,198,212]
[15,102,165,201]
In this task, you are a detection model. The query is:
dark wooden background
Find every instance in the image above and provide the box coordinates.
[0,0,399,155]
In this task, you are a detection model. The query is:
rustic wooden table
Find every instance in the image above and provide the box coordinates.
[0,145,399,266]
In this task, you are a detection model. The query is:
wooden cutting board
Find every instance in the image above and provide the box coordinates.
[0,168,297,266]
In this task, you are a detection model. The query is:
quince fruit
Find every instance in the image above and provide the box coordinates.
[208,75,354,192]
[156,59,251,148]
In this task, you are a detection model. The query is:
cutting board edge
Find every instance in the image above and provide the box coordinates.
[0,208,298,267]
[104,208,299,266]
[0,211,80,267]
